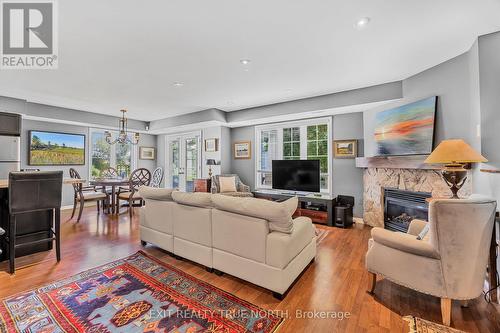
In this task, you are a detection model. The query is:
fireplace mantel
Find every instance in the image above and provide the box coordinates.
[355,156,441,170]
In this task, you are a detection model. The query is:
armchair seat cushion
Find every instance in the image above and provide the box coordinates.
[118,191,142,200]
[78,192,107,201]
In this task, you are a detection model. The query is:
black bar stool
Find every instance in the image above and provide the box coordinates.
[7,171,63,274]
[0,227,4,256]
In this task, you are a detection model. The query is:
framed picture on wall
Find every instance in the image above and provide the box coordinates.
[233,141,251,159]
[205,138,218,152]
[333,139,357,159]
[29,130,85,165]
[139,147,156,160]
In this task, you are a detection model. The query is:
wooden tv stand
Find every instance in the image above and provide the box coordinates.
[252,189,336,227]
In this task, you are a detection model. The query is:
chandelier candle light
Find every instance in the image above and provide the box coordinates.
[424,139,487,198]
[105,109,140,145]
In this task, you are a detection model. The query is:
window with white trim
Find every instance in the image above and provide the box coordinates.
[89,129,137,178]
[255,118,332,193]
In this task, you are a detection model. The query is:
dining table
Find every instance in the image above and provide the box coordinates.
[89,178,129,214]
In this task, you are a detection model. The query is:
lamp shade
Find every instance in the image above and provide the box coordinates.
[206,159,217,166]
[424,139,487,164]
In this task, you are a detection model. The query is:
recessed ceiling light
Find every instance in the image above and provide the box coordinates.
[173,82,184,87]
[355,17,371,30]
[240,59,251,65]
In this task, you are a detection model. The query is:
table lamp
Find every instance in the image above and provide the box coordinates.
[424,139,487,198]
[206,159,216,178]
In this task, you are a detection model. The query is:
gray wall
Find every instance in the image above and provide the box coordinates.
[363,50,477,156]
[228,114,366,216]
[332,113,364,217]
[229,126,256,188]
[21,120,88,208]
[474,32,500,203]
[479,32,500,170]
[21,119,157,207]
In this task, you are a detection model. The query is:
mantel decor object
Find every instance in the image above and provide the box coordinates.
[424,139,487,198]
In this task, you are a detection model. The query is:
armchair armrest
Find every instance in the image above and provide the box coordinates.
[371,227,439,259]
[407,219,428,236]
[238,182,251,193]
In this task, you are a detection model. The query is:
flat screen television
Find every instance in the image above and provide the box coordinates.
[374,96,437,156]
[272,160,320,193]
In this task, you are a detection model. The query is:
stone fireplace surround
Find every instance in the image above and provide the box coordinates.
[363,168,472,227]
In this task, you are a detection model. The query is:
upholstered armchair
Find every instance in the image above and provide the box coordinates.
[366,195,496,326]
[211,174,253,197]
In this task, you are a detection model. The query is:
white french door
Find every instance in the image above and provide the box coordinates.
[165,131,202,192]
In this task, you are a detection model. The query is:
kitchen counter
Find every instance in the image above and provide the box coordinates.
[0,178,83,189]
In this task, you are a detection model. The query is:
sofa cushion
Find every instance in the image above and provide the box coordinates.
[172,191,213,208]
[211,195,297,233]
[212,209,268,263]
[139,186,175,201]
[219,176,237,193]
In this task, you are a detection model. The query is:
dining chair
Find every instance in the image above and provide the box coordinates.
[69,168,108,222]
[7,171,63,274]
[100,167,119,212]
[117,168,151,217]
[100,167,118,178]
[150,167,164,188]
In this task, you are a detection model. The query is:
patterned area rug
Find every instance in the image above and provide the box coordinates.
[404,316,466,333]
[0,251,283,333]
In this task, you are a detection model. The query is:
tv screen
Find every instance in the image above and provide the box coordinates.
[29,130,86,165]
[272,160,320,193]
[374,96,437,156]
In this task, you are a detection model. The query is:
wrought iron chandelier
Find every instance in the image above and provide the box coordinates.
[105,109,140,145]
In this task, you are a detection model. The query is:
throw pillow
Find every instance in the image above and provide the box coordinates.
[219,176,237,193]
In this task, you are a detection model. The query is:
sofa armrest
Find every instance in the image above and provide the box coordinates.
[266,216,315,269]
[407,219,428,236]
[371,227,439,259]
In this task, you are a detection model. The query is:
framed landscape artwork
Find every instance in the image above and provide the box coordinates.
[139,147,156,160]
[29,131,85,165]
[205,138,218,152]
[374,96,437,156]
[334,140,357,158]
[233,141,251,159]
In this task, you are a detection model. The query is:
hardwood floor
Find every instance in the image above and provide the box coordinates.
[1,207,499,332]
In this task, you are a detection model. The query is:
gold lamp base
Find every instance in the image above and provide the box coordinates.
[441,164,467,199]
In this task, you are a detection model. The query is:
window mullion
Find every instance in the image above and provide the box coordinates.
[300,126,307,159]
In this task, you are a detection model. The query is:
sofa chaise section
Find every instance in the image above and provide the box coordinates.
[138,187,317,299]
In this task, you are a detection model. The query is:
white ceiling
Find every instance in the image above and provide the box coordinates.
[1,0,499,121]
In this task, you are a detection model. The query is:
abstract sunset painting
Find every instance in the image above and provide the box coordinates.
[375,97,436,156]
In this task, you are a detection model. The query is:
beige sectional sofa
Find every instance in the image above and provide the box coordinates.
[138,187,317,299]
